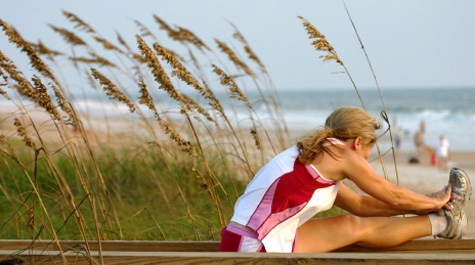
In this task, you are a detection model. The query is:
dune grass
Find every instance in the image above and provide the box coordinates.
[0,11,379,254]
[0,11,294,245]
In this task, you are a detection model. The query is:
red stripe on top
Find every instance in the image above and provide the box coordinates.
[272,158,335,213]
[247,158,336,240]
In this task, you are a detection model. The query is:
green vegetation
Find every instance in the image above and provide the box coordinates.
[0,11,363,247]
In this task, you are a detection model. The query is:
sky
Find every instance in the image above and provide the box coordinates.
[1,0,475,91]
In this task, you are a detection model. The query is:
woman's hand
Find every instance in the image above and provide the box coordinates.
[415,184,454,215]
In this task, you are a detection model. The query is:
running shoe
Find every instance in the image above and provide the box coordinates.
[447,168,472,214]
[438,209,467,239]
[437,168,471,239]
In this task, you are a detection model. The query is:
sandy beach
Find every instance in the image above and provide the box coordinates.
[369,150,475,237]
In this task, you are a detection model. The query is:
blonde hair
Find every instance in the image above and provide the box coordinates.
[297,106,381,164]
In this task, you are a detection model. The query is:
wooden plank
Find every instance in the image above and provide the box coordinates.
[1,239,475,253]
[1,238,475,265]
[335,238,475,253]
[1,250,475,265]
[0,240,220,252]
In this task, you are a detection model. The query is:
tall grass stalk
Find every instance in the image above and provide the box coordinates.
[343,4,400,184]
[298,16,396,182]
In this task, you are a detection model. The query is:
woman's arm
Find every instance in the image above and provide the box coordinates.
[341,150,451,212]
[334,182,414,217]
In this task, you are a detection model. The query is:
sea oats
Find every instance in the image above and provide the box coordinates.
[28,204,35,230]
[232,26,265,71]
[215,39,253,76]
[134,20,155,39]
[93,36,124,54]
[69,53,116,68]
[153,15,209,52]
[49,24,87,46]
[0,19,55,81]
[117,32,131,51]
[192,167,209,190]
[152,43,226,118]
[91,68,136,113]
[0,134,25,169]
[138,81,161,121]
[132,53,147,64]
[153,15,175,37]
[28,40,63,58]
[62,11,96,34]
[0,50,35,97]
[31,76,61,121]
[153,44,213,102]
[51,83,76,125]
[212,64,251,108]
[0,65,8,87]
[0,87,11,100]
[136,35,181,101]
[175,26,210,52]
[164,123,194,154]
[13,118,37,150]
[179,93,214,123]
[203,83,224,113]
[250,127,261,149]
[298,16,342,66]
[0,134,12,150]
[136,81,194,154]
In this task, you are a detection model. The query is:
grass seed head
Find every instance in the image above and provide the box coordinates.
[232,28,265,70]
[62,11,96,33]
[91,68,136,113]
[138,81,161,121]
[250,128,261,149]
[298,16,343,66]
[1,19,56,80]
[215,39,254,76]
[153,43,219,113]
[13,118,37,150]
[212,64,251,107]
[49,24,87,46]
[93,36,124,54]
[31,76,61,121]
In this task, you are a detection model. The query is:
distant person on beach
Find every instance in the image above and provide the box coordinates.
[395,127,403,153]
[414,120,425,153]
[420,120,426,133]
[219,106,470,253]
[436,135,450,171]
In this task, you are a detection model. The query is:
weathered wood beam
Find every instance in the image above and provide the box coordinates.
[1,250,475,265]
[1,239,475,253]
[1,239,475,265]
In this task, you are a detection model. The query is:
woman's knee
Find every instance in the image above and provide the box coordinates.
[335,215,370,239]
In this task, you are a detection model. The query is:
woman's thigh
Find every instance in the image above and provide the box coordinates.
[295,215,365,253]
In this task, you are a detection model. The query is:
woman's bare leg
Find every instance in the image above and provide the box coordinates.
[295,215,431,253]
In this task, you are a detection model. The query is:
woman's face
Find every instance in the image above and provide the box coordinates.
[362,143,374,160]
[359,142,375,160]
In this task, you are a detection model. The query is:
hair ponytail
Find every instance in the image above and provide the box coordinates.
[297,106,380,164]
[297,126,336,164]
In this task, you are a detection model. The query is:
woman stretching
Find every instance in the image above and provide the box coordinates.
[219,106,471,253]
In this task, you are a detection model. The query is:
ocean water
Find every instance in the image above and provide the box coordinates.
[1,87,474,152]
[274,88,475,152]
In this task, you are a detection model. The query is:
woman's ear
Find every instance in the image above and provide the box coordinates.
[353,136,363,149]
